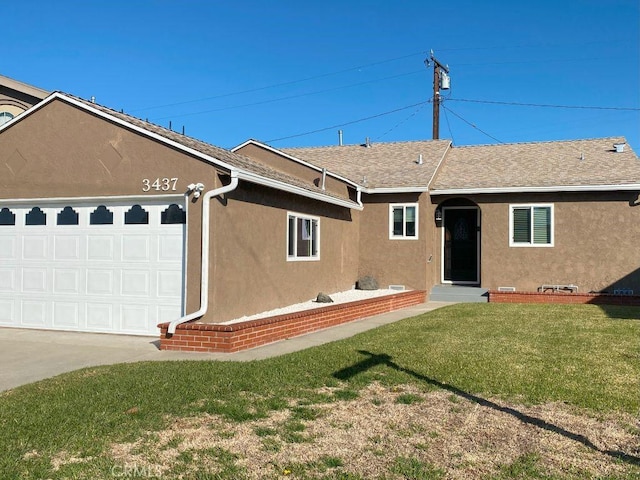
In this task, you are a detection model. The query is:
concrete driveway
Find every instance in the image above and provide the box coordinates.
[0,302,449,392]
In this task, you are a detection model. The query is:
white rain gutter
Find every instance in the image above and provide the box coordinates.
[167,170,239,334]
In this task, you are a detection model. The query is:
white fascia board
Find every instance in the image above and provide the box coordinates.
[362,186,429,194]
[237,170,363,211]
[232,139,360,188]
[429,184,640,195]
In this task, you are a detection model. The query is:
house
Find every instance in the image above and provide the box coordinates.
[0,80,364,337]
[265,137,640,295]
[2,74,639,346]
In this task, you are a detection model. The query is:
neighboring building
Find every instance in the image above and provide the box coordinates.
[2,74,639,338]
[0,74,49,126]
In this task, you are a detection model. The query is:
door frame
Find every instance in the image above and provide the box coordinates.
[440,206,480,285]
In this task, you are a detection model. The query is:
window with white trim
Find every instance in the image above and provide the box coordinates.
[389,204,418,239]
[509,204,553,246]
[287,212,319,260]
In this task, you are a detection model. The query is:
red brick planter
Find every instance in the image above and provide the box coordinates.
[488,290,640,306]
[158,290,427,353]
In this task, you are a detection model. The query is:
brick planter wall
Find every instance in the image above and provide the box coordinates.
[158,290,427,353]
[488,290,640,306]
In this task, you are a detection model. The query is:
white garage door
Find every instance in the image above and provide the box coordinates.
[0,199,186,336]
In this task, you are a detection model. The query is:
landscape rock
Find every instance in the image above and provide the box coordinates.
[356,276,379,290]
[315,292,334,303]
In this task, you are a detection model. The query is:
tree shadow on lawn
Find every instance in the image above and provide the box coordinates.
[333,350,640,467]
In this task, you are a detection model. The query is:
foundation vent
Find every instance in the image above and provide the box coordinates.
[498,286,516,292]
[389,285,406,291]
[613,288,633,295]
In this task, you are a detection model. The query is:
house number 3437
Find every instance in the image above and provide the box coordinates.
[142,178,178,192]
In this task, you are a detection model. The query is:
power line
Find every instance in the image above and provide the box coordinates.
[266,101,429,143]
[152,71,423,121]
[374,102,428,141]
[441,103,503,144]
[131,50,428,113]
[448,98,640,111]
[442,106,456,145]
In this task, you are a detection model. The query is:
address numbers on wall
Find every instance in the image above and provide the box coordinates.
[142,178,179,192]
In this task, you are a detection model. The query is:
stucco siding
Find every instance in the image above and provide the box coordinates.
[206,182,359,322]
[358,193,431,290]
[434,192,640,293]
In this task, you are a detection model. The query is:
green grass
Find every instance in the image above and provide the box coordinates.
[1,303,638,479]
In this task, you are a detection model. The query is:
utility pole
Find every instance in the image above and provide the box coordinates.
[425,50,450,140]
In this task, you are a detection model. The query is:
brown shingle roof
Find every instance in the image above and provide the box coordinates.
[281,140,452,189]
[59,94,354,205]
[430,137,640,192]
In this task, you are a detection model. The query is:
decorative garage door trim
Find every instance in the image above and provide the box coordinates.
[0,197,186,336]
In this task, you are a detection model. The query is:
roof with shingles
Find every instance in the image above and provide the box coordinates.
[430,137,640,192]
[281,140,452,189]
[57,94,354,204]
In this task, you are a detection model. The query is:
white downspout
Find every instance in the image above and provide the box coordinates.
[167,170,239,334]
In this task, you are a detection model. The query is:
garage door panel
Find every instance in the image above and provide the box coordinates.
[86,303,113,330]
[88,236,115,261]
[158,233,184,261]
[0,200,185,336]
[53,302,80,328]
[54,236,82,260]
[0,235,16,259]
[0,300,15,324]
[122,235,151,262]
[121,304,149,332]
[157,270,182,297]
[157,305,181,323]
[53,269,81,294]
[87,269,115,296]
[0,268,15,291]
[23,235,48,260]
[121,270,150,296]
[22,300,47,326]
[22,268,47,292]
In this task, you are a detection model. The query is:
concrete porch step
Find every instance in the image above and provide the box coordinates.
[429,285,489,303]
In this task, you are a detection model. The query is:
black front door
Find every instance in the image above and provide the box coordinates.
[443,208,478,283]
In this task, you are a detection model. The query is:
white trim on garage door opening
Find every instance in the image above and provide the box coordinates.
[0,197,187,336]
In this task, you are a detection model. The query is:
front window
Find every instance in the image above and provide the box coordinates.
[510,204,553,247]
[389,204,418,239]
[287,212,319,260]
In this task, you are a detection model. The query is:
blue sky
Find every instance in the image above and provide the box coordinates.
[5,1,639,151]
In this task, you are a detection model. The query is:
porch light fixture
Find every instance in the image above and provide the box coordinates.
[434,208,443,223]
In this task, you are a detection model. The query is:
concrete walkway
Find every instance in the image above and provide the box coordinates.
[0,301,451,392]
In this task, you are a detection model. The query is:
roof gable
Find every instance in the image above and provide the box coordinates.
[4,92,361,210]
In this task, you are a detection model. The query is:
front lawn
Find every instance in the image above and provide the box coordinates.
[1,303,638,479]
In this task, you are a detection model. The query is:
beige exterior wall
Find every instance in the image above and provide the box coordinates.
[207,182,359,322]
[358,192,435,291]
[432,192,640,293]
